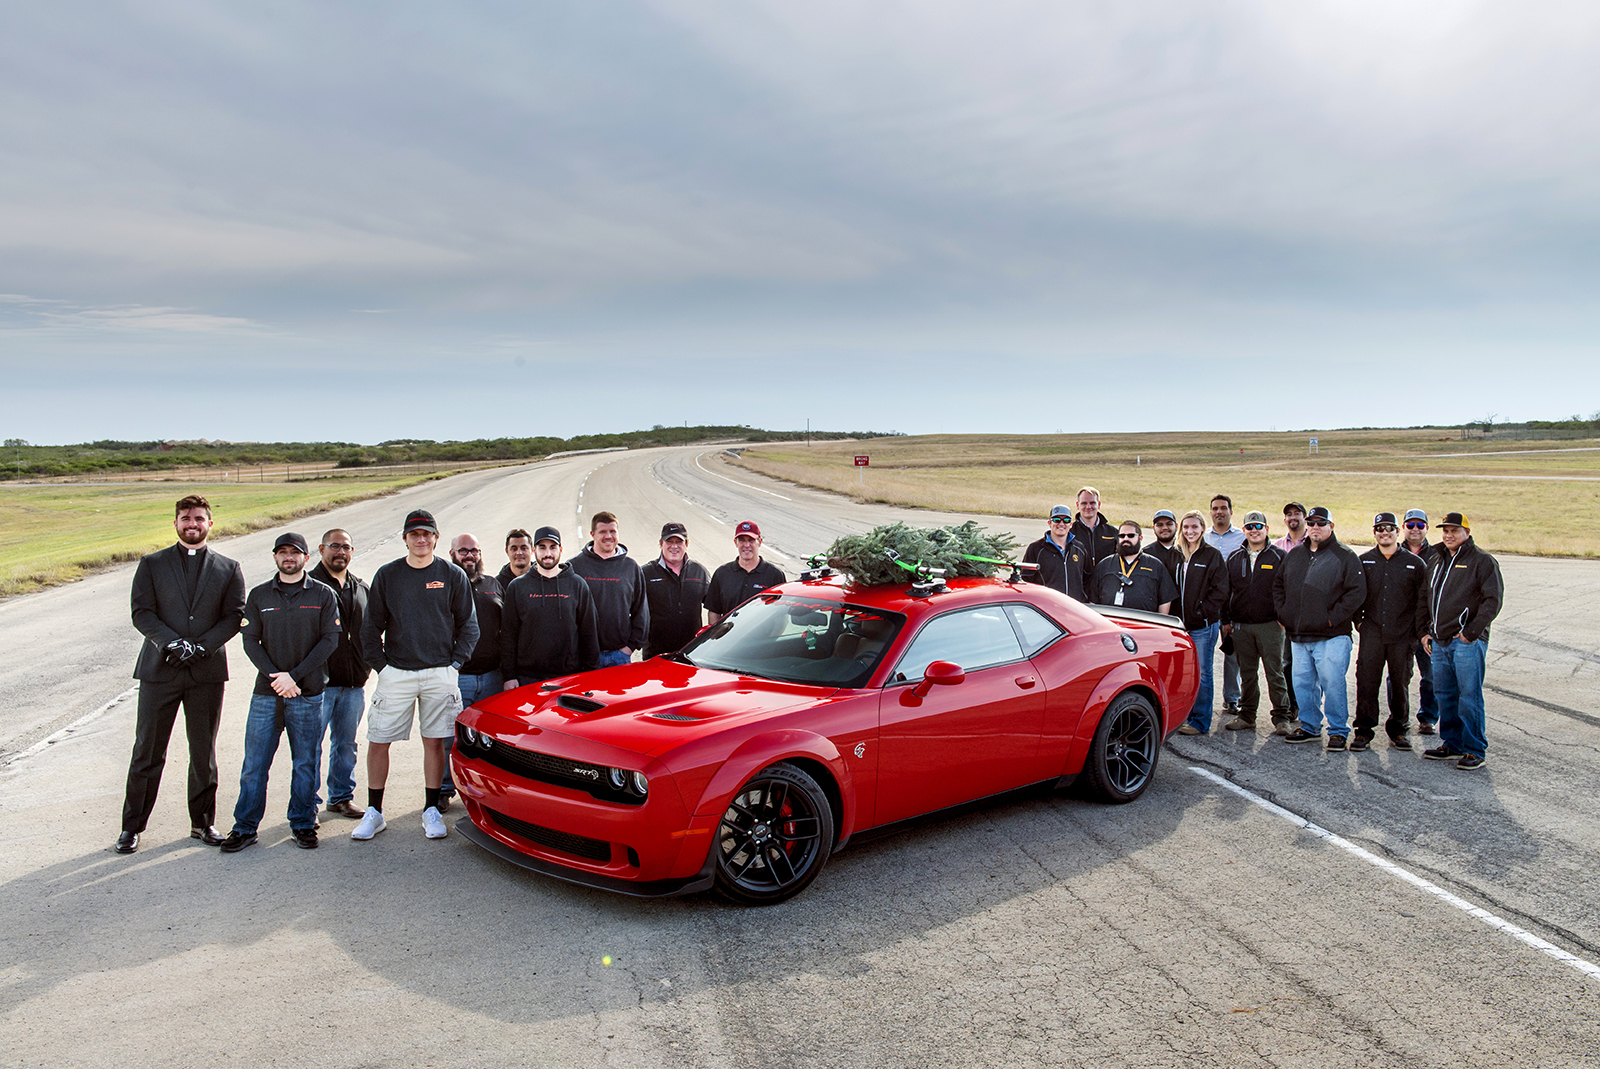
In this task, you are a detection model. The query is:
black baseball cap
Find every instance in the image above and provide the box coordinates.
[1152,509,1176,522]
[403,509,438,534]
[1436,512,1471,529]
[1283,501,1307,515]
[660,522,688,540]
[1306,506,1332,523]
[533,525,562,546]
[1372,512,1398,528]
[273,532,309,554]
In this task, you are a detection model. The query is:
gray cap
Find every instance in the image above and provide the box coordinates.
[1049,504,1072,520]
[1403,508,1428,524]
[1241,510,1268,526]
[1152,509,1177,522]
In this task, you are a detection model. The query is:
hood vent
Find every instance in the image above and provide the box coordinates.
[648,712,701,722]
[556,694,606,713]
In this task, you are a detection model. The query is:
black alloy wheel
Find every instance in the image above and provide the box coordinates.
[712,763,835,905]
[1081,691,1161,804]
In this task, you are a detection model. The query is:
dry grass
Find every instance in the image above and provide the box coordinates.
[0,474,450,597]
[734,432,1600,558]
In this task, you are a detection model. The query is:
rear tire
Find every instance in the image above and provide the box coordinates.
[1081,691,1161,804]
[712,763,834,905]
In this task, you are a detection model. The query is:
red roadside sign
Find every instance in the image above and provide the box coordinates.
[854,455,869,467]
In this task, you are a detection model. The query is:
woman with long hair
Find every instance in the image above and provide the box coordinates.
[1174,510,1230,735]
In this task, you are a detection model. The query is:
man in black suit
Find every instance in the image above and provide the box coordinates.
[117,494,247,854]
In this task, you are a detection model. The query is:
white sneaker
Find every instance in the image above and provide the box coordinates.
[351,807,387,840]
[422,806,448,840]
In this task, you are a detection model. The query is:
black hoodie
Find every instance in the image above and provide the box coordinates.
[1273,532,1366,642]
[568,542,649,652]
[501,564,601,683]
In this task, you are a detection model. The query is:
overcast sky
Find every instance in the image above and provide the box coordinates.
[4,1,1598,444]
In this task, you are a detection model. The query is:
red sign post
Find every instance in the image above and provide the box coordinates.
[854,455,868,489]
[854,455,869,467]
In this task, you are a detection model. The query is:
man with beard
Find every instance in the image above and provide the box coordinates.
[496,529,533,589]
[1422,513,1503,771]
[1069,487,1119,587]
[1275,508,1366,750]
[1023,505,1091,602]
[502,526,600,686]
[223,533,341,853]
[118,494,247,854]
[569,512,649,667]
[1401,508,1441,733]
[441,532,503,810]
[1089,521,1176,614]
[1144,509,1182,580]
[642,522,710,659]
[1353,513,1430,752]
[309,528,369,820]
[1222,512,1292,735]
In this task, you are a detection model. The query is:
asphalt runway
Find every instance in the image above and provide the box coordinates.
[2,446,1597,1068]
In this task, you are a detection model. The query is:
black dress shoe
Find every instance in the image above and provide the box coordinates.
[291,827,319,849]
[191,826,226,846]
[220,831,258,853]
[115,831,139,854]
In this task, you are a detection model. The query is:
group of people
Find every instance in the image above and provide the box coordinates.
[1023,487,1504,770]
[114,497,784,854]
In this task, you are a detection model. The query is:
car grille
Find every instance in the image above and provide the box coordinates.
[456,725,644,806]
[485,807,612,863]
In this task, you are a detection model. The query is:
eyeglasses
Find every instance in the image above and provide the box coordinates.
[1243,523,1265,531]
[1305,519,1330,527]
[454,548,480,556]
[1373,525,1397,533]
[321,543,353,552]
[1404,521,1427,529]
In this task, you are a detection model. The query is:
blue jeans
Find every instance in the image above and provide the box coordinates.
[1433,636,1488,758]
[598,649,631,668]
[317,685,364,806]
[1408,639,1437,723]
[232,693,323,835]
[442,669,503,796]
[1184,621,1220,730]
[1293,636,1353,738]
[1222,644,1240,707]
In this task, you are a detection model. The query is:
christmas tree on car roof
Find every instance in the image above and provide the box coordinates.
[821,521,1020,587]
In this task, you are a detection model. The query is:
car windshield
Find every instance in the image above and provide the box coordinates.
[680,593,905,688]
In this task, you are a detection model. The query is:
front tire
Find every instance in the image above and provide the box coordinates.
[712,763,834,905]
[1081,691,1161,804]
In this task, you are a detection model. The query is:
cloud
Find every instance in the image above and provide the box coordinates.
[0,295,260,335]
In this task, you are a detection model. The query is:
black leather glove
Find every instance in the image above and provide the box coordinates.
[187,642,208,663]
[162,639,196,667]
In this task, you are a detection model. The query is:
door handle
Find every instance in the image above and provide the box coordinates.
[1014,675,1037,689]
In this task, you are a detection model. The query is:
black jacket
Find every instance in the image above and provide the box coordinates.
[130,543,247,683]
[1223,543,1286,627]
[309,562,369,688]
[1174,543,1229,631]
[1144,541,1182,581]
[461,573,504,676]
[641,557,710,658]
[1023,531,1089,602]
[568,543,649,652]
[1356,546,1430,643]
[1427,536,1503,643]
[1403,539,1441,568]
[240,575,342,696]
[1273,533,1366,642]
[501,564,601,683]
[1070,515,1119,581]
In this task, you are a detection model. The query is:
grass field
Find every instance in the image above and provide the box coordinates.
[0,475,446,596]
[733,430,1600,558]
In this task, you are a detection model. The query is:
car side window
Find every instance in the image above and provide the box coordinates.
[1005,602,1064,656]
[892,606,1026,683]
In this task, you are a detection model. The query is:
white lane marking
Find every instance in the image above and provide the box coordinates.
[694,454,792,500]
[3,686,138,770]
[1188,766,1600,982]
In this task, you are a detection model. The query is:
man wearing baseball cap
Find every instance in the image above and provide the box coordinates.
[706,521,787,624]
[1221,511,1292,734]
[1274,507,1366,749]
[1400,508,1440,732]
[1422,513,1503,770]
[1144,509,1182,580]
[642,522,710,658]
[1352,512,1431,752]
[1023,505,1090,601]
[355,509,479,842]
[502,526,600,687]
[223,533,342,852]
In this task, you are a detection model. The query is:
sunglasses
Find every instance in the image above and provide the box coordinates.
[1243,523,1265,531]
[1049,517,1070,523]
[1373,525,1397,533]
[1305,519,1330,527]
[1404,521,1427,529]
[1117,534,1139,540]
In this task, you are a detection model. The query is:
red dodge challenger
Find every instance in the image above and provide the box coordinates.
[451,574,1198,904]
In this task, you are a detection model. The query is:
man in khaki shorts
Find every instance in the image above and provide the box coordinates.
[355,509,479,841]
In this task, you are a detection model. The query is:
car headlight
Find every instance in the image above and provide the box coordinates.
[608,767,628,790]
[462,726,477,745]
[631,770,648,796]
